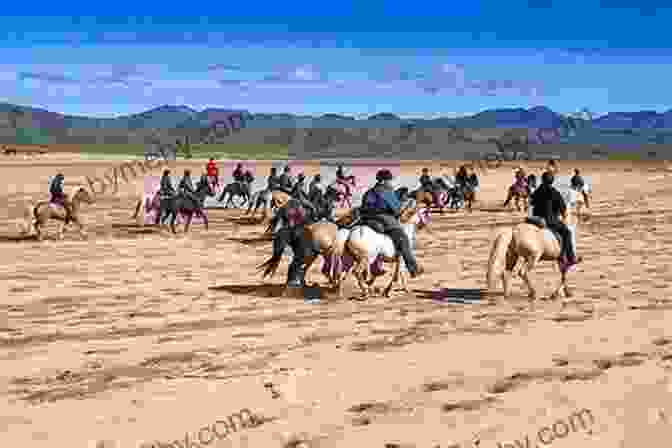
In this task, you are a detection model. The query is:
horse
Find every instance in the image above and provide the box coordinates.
[131,191,187,227]
[21,187,95,241]
[331,176,357,208]
[329,205,431,299]
[157,180,215,234]
[218,179,253,208]
[256,202,352,287]
[486,188,583,301]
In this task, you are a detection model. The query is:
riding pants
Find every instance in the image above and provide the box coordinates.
[547,220,576,262]
[362,215,419,275]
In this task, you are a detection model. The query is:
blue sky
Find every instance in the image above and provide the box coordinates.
[0,5,670,118]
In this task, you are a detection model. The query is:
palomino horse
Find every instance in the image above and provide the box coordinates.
[22,187,95,241]
[330,205,431,299]
[486,188,584,301]
[331,177,357,208]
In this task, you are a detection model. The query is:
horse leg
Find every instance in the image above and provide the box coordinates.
[170,211,178,234]
[201,210,209,230]
[184,213,193,233]
[383,258,401,298]
[56,219,65,240]
[520,254,541,301]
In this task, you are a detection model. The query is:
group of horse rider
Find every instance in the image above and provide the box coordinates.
[417,165,480,205]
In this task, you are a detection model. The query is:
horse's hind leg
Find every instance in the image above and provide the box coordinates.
[520,255,541,301]
[184,214,193,233]
[383,258,401,297]
[551,268,572,300]
[202,211,209,230]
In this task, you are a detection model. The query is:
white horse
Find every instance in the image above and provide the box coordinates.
[330,205,431,299]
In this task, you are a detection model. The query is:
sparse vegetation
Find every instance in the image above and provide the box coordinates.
[75,143,291,160]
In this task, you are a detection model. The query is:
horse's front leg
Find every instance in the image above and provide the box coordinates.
[352,257,370,299]
[170,212,178,234]
[56,220,65,240]
[201,210,209,230]
[550,268,573,299]
[383,258,401,298]
[184,213,193,233]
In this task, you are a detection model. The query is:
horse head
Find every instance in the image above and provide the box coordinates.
[70,187,95,205]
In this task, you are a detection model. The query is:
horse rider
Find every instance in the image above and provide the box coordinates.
[570,168,590,208]
[178,169,198,203]
[545,159,559,177]
[240,169,254,200]
[206,157,219,189]
[335,164,354,198]
[527,172,538,195]
[359,169,424,279]
[455,165,469,189]
[278,166,294,192]
[159,169,176,198]
[291,173,308,199]
[530,171,581,269]
[503,167,528,207]
[467,166,479,194]
[156,169,177,224]
[267,167,281,191]
[49,173,73,223]
[308,174,325,204]
[232,163,244,183]
[419,167,439,205]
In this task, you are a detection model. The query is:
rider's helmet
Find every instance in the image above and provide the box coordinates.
[270,167,277,174]
[163,169,171,176]
[184,169,191,176]
[284,166,291,173]
[297,173,305,180]
[237,163,242,168]
[422,168,429,173]
[314,174,322,182]
[376,169,394,182]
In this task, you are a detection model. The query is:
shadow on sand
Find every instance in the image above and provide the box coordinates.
[414,288,490,303]
[0,232,38,242]
[225,236,272,245]
[209,283,341,300]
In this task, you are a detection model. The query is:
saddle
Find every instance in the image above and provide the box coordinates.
[525,217,563,249]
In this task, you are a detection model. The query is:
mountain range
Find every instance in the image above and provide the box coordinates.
[3,103,672,131]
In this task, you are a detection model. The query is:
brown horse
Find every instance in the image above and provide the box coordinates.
[256,211,355,286]
[21,187,95,240]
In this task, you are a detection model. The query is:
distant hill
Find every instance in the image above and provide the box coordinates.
[2,103,672,148]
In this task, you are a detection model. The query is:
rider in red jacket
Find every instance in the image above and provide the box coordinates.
[206,158,219,188]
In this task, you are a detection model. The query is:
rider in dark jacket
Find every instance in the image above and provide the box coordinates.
[308,174,325,204]
[530,171,581,268]
[278,166,294,192]
[49,173,73,223]
[50,173,66,205]
[233,163,244,183]
[178,169,197,202]
[570,168,590,207]
[360,169,423,278]
[267,167,281,191]
[159,169,176,198]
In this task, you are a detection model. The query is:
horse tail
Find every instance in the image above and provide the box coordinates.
[486,227,514,290]
[330,228,350,283]
[257,227,293,279]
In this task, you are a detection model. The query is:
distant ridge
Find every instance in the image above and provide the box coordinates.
[1,102,672,131]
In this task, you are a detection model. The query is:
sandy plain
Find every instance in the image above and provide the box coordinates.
[1,155,672,448]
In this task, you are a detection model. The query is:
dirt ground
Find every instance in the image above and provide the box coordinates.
[1,155,672,448]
